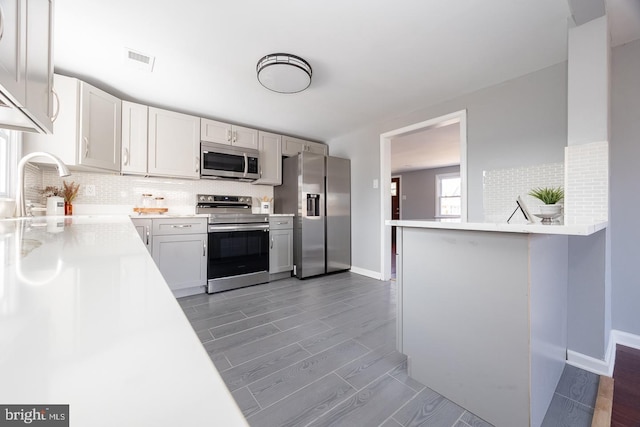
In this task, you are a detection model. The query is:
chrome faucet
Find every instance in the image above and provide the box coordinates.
[16,152,70,217]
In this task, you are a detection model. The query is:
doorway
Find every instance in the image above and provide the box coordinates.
[391,176,401,278]
[379,110,468,281]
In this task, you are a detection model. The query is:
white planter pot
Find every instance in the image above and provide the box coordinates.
[539,204,562,215]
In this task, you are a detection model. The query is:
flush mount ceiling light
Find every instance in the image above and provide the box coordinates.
[256,53,312,94]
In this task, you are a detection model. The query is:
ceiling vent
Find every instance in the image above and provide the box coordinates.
[124,48,155,72]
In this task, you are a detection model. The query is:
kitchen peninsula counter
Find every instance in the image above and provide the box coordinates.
[388,219,607,427]
[0,216,247,427]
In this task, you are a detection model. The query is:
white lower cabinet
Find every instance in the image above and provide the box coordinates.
[132,217,207,297]
[269,216,293,278]
[132,218,152,253]
[152,234,207,293]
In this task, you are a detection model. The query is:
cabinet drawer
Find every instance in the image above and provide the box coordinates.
[269,216,293,230]
[153,218,207,235]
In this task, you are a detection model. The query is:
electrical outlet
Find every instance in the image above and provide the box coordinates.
[85,185,96,197]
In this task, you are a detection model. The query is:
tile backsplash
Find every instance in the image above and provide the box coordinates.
[27,166,274,214]
[483,162,565,223]
[564,140,608,223]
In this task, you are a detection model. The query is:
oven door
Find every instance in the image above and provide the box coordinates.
[207,223,269,292]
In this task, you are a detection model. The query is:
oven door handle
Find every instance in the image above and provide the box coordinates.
[208,224,269,233]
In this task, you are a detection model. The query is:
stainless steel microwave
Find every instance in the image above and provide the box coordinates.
[200,142,260,181]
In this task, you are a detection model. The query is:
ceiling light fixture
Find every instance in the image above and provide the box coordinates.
[256,53,312,94]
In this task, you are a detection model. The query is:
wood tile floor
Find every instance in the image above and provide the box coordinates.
[178,272,594,427]
[612,345,640,425]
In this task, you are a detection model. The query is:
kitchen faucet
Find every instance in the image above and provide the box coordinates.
[15,152,70,217]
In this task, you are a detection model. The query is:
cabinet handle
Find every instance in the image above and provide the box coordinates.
[123,147,129,165]
[83,137,89,158]
[195,156,199,173]
[203,241,206,256]
[0,5,4,42]
[271,237,274,249]
[145,226,150,245]
[233,130,237,143]
[51,89,60,122]
[259,167,262,178]
[276,221,287,225]
[171,224,192,228]
[226,129,231,142]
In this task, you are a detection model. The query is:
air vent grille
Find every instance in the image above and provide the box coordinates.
[124,48,155,72]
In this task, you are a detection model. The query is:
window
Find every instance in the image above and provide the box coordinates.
[0,128,18,198]
[436,173,461,218]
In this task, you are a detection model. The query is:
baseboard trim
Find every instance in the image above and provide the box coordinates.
[567,329,640,376]
[349,266,382,280]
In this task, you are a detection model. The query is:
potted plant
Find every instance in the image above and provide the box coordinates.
[528,186,564,215]
[62,180,80,215]
[40,186,64,216]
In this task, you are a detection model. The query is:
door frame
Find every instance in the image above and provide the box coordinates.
[379,109,467,281]
[391,175,402,220]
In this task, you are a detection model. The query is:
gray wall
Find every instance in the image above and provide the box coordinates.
[611,39,640,336]
[396,166,460,220]
[329,62,568,274]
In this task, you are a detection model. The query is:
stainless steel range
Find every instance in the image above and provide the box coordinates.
[196,194,269,293]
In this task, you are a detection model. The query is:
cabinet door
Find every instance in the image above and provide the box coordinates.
[152,234,207,291]
[306,141,328,155]
[24,0,53,133]
[232,125,258,150]
[79,82,122,171]
[21,74,79,165]
[148,107,200,178]
[282,135,305,157]
[270,229,293,274]
[131,218,152,253]
[121,101,148,174]
[254,131,282,186]
[0,0,26,107]
[201,118,231,145]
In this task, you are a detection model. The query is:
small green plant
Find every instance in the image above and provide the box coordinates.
[528,186,564,205]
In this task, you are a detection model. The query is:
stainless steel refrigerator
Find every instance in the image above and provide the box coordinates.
[274,152,351,279]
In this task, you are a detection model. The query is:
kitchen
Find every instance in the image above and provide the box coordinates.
[2,1,640,426]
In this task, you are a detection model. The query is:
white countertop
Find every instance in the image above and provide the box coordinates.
[386,219,608,236]
[0,215,248,427]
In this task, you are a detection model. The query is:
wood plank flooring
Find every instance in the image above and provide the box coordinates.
[179,272,594,427]
[612,345,640,426]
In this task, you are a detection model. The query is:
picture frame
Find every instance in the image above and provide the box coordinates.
[516,195,534,223]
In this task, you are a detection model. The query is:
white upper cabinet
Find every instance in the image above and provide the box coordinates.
[0,0,55,133]
[0,0,26,106]
[253,131,282,186]
[201,118,258,150]
[80,82,122,171]
[22,74,122,172]
[148,107,200,179]
[121,101,148,175]
[282,135,328,157]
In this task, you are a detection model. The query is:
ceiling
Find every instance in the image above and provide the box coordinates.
[53,1,638,143]
[391,124,460,174]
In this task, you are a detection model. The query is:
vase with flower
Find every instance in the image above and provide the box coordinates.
[62,181,80,215]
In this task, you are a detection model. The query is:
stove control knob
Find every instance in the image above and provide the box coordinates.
[239,197,246,203]
[199,196,206,202]
[207,196,213,202]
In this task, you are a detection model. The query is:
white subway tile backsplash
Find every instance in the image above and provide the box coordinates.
[36,168,274,214]
[564,140,608,223]
[483,163,565,223]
